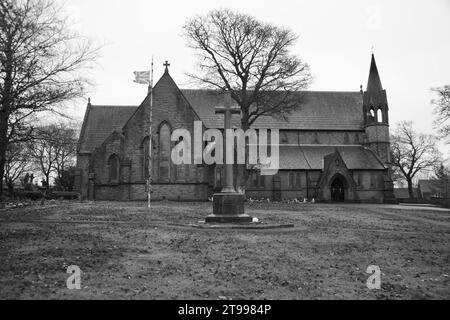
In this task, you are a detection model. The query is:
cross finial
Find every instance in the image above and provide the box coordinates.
[163,60,170,73]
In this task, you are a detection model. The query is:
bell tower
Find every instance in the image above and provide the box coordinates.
[363,54,398,204]
[363,54,390,165]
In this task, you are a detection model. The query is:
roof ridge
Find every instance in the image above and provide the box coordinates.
[90,105,138,108]
[77,101,92,153]
[180,89,361,94]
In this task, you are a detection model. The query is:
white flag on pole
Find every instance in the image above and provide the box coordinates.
[133,71,151,84]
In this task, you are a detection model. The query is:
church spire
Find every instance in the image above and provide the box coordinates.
[366,53,383,93]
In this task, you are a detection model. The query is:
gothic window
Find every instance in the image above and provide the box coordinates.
[158,122,171,181]
[174,136,188,181]
[370,173,376,188]
[370,108,375,119]
[196,167,203,183]
[313,132,320,144]
[377,108,383,123]
[288,172,301,188]
[252,172,258,187]
[378,174,384,189]
[252,172,265,188]
[258,175,265,188]
[344,132,350,144]
[354,172,363,187]
[289,172,295,187]
[176,165,188,181]
[108,154,120,183]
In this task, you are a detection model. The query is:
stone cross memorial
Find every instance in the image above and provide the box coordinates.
[205,93,253,223]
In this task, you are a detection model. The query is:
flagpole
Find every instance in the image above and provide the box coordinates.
[148,57,154,209]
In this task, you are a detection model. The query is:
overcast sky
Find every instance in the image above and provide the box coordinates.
[62,0,450,155]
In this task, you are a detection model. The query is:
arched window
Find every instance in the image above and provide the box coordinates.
[378,174,384,189]
[370,108,375,119]
[313,132,320,144]
[176,165,187,181]
[252,173,265,188]
[174,136,187,181]
[355,172,363,187]
[259,175,265,187]
[377,108,383,123]
[370,173,376,188]
[289,172,295,187]
[288,172,301,188]
[108,154,120,183]
[343,132,350,144]
[158,122,171,181]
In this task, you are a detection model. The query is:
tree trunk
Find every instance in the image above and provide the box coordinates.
[7,182,14,201]
[45,174,50,194]
[0,115,9,209]
[0,47,13,210]
[407,178,414,199]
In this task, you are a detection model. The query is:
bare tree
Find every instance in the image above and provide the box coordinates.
[433,162,450,198]
[28,126,58,193]
[391,121,442,198]
[390,165,406,187]
[431,85,450,141]
[51,122,78,190]
[3,142,30,198]
[184,9,312,189]
[27,123,78,192]
[0,0,98,206]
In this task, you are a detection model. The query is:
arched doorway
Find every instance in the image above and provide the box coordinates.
[331,176,345,202]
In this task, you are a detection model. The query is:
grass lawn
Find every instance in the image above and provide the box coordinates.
[0,201,449,299]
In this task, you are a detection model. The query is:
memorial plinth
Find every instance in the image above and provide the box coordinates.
[206,192,252,223]
[205,93,253,224]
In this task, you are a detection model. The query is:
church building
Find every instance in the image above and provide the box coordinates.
[74,54,396,203]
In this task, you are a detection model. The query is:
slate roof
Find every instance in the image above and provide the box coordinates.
[78,89,365,154]
[78,104,138,153]
[277,145,385,170]
[180,90,364,130]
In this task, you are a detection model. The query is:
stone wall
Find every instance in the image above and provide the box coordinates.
[75,153,91,198]
[93,183,208,201]
[364,123,391,165]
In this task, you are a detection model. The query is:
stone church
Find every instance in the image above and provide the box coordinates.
[74,54,396,203]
